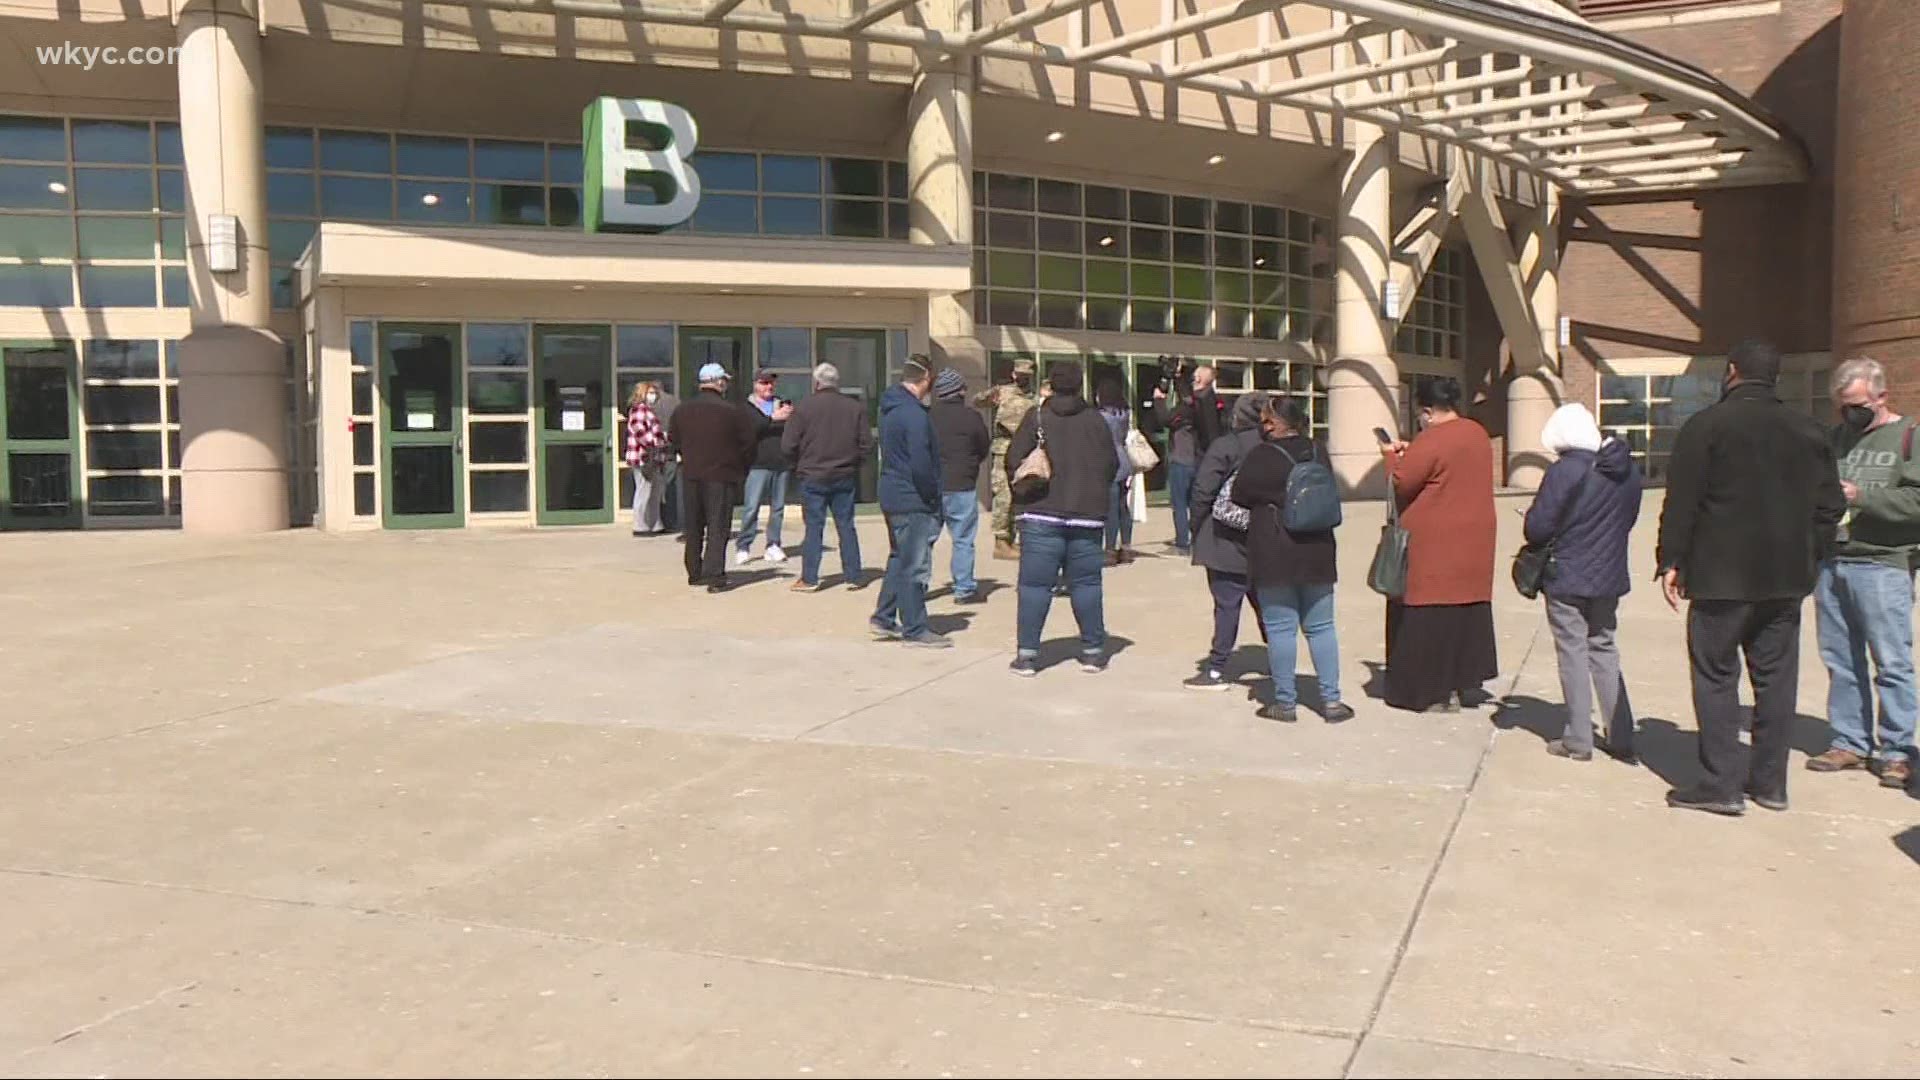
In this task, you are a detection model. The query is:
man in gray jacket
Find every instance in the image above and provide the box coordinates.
[1183,393,1271,690]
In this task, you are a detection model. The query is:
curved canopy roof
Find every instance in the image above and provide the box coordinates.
[477,0,1807,195]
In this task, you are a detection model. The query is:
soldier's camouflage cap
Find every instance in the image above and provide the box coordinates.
[1011,358,1036,375]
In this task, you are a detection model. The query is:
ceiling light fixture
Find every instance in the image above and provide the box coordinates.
[421,192,441,206]
[1098,235,1115,247]
[47,180,67,194]
[1207,154,1226,166]
[1045,131,1064,144]
[1253,256,1266,266]
[571,284,586,291]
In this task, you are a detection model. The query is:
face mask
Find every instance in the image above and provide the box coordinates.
[645,392,658,404]
[1841,404,1876,432]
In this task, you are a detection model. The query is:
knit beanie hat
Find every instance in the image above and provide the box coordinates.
[933,367,967,401]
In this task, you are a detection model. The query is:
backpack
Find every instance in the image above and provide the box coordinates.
[1275,441,1342,533]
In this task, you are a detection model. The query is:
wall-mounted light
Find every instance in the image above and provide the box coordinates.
[1381,278,1403,322]
[207,213,239,273]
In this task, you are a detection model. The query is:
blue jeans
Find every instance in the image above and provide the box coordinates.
[938,490,980,597]
[873,510,937,638]
[1016,519,1106,656]
[1105,475,1134,550]
[1815,559,1918,763]
[1167,460,1195,549]
[736,468,788,552]
[798,476,862,585]
[1255,583,1341,709]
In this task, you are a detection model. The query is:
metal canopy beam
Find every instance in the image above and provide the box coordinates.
[485,0,1805,194]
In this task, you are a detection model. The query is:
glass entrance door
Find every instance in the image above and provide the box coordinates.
[0,341,81,529]
[679,326,752,403]
[534,324,614,526]
[380,323,464,529]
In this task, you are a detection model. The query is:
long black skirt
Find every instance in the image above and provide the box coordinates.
[1385,600,1499,712]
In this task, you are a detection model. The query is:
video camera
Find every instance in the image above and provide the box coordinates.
[1154,355,1196,399]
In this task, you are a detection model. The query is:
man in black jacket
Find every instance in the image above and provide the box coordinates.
[1191,364,1224,458]
[781,362,871,592]
[734,371,794,567]
[1657,339,1847,815]
[1004,362,1120,675]
[929,367,991,603]
[669,362,758,592]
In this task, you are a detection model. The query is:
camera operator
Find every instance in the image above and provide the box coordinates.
[1152,360,1220,553]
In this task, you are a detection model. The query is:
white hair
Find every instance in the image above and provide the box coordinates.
[1831,356,1886,399]
[812,362,841,389]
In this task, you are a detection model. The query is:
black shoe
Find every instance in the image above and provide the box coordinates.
[869,620,902,641]
[705,575,731,594]
[1545,739,1593,762]
[1009,655,1039,677]
[902,631,955,649]
[1745,788,1789,812]
[1079,651,1109,673]
[952,592,981,605]
[1257,703,1298,723]
[1321,702,1355,724]
[1666,787,1745,816]
[1183,669,1231,691]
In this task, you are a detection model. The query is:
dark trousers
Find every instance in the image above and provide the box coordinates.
[1688,598,1802,800]
[683,479,736,585]
[1204,568,1268,671]
[661,461,682,533]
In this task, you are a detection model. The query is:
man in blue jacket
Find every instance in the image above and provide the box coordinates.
[870,356,950,648]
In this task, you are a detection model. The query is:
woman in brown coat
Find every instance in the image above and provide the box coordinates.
[1379,377,1498,712]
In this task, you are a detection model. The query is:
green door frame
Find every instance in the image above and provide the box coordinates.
[679,326,753,403]
[533,323,615,526]
[379,322,465,529]
[0,340,83,530]
[817,328,888,504]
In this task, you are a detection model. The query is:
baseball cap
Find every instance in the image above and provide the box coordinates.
[1012,358,1036,375]
[754,371,777,384]
[697,362,729,382]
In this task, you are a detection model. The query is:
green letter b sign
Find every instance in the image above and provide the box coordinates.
[582,97,701,234]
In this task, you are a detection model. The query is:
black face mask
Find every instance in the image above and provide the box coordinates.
[1841,404,1876,432]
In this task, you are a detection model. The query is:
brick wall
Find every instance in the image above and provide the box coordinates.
[1833,0,1920,400]
[1558,1,1842,407]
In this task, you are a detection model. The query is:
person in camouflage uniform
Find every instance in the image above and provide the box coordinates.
[974,357,1036,559]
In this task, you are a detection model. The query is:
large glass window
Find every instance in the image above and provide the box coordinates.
[1394,247,1468,363]
[80,338,178,517]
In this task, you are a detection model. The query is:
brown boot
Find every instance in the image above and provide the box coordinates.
[1805,747,1868,772]
[1878,758,1912,789]
[994,539,1018,560]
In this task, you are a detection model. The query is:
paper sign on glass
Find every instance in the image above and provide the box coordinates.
[562,410,586,432]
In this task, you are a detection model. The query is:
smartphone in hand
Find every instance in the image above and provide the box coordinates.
[1373,427,1394,445]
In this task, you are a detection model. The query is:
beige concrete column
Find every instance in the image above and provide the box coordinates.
[1327,116,1399,498]
[1507,186,1564,490]
[175,0,289,532]
[907,0,980,383]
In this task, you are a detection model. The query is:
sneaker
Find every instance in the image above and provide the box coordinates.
[1806,747,1868,772]
[869,620,902,641]
[952,591,980,605]
[1545,739,1593,762]
[732,548,754,568]
[764,545,787,564]
[1009,655,1039,677]
[1079,651,1109,673]
[1257,703,1298,723]
[1745,787,1789,812]
[1183,669,1231,692]
[847,574,874,591]
[902,631,954,649]
[790,579,821,593]
[1321,702,1355,724]
[1665,786,1746,816]
[1879,758,1913,789]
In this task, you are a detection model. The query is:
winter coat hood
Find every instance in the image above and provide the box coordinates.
[1541,403,1602,455]
[1594,436,1633,481]
[880,382,927,417]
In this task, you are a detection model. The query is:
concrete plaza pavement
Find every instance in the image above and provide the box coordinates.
[0,495,1916,1078]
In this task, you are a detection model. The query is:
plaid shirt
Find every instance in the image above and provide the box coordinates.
[625,402,668,468]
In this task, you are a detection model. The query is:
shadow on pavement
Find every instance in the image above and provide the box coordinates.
[1895,827,1920,867]
[1032,634,1136,671]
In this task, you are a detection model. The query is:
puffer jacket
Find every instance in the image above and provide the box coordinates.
[1525,404,1644,598]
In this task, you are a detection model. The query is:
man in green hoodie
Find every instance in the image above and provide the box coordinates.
[1810,357,1920,793]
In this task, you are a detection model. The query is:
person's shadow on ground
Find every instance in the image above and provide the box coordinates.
[1894,826,1920,867]
[1030,634,1136,672]
[1492,694,1832,786]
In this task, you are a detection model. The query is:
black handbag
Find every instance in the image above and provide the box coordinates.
[1512,457,1599,600]
[1367,494,1411,598]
